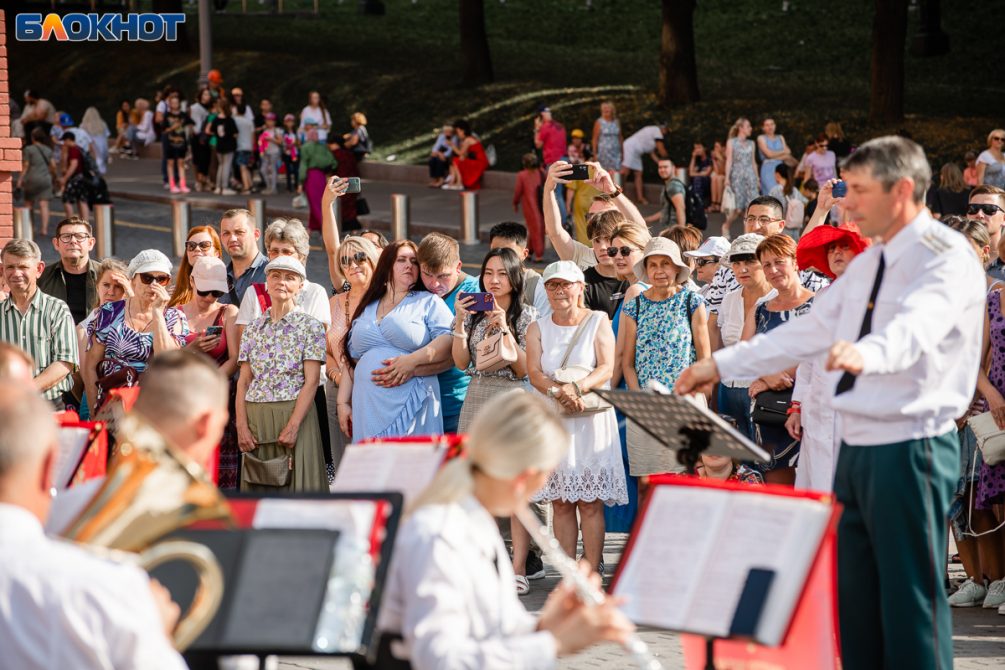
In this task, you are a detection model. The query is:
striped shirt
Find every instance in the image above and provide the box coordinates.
[0,289,78,400]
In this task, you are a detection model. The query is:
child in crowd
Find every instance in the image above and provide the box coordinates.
[281,113,301,193]
[257,113,283,194]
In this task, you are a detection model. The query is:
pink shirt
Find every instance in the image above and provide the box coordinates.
[536,121,567,166]
[804,150,837,184]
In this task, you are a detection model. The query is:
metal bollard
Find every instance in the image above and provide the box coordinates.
[171,200,192,258]
[460,191,479,245]
[14,207,32,242]
[94,204,115,258]
[675,167,688,186]
[247,198,266,236]
[390,194,410,241]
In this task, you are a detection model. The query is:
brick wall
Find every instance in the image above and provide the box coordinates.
[0,10,17,244]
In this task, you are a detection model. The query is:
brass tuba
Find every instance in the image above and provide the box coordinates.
[61,415,233,650]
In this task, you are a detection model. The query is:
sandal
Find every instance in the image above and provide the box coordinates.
[514,575,530,596]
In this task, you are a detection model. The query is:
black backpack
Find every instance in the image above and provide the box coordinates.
[671,178,708,230]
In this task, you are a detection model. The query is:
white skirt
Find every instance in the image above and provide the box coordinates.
[532,406,628,506]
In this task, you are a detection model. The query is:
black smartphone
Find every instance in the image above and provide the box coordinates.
[457,292,494,312]
[568,164,590,180]
[205,326,223,337]
[346,177,362,194]
[831,180,847,198]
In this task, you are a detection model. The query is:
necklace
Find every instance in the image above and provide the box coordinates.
[127,300,153,332]
[376,290,406,322]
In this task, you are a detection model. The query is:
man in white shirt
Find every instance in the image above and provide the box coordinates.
[676,136,984,670]
[0,381,187,670]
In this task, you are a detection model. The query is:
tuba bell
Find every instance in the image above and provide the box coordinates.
[60,415,233,650]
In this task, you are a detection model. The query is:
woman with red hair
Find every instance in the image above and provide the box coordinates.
[787,223,870,490]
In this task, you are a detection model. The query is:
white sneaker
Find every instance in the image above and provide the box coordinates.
[983,578,1005,608]
[948,578,987,607]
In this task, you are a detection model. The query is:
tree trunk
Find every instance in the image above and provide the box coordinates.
[459,0,494,86]
[658,0,700,106]
[869,0,908,124]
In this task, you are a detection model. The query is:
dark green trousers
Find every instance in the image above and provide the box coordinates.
[833,432,957,670]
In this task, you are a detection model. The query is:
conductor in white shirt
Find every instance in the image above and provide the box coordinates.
[0,380,188,670]
[676,136,985,670]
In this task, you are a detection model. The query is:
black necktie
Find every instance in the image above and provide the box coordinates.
[835,253,886,395]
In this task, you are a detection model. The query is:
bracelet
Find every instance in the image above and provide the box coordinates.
[609,186,624,198]
[786,405,801,416]
[571,380,584,397]
[451,331,467,339]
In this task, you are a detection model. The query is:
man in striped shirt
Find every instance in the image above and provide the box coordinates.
[0,240,77,407]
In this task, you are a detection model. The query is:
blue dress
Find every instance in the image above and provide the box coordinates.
[758,135,785,196]
[348,292,453,440]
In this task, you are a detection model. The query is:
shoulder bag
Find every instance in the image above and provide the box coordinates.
[967,411,1005,465]
[551,312,611,417]
[751,389,793,426]
[242,445,292,487]
[475,322,519,373]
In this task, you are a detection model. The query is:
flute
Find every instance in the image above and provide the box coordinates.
[513,506,663,670]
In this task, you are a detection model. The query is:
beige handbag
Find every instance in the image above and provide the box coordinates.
[475,326,519,373]
[242,447,292,487]
[552,312,611,417]
[967,411,1005,465]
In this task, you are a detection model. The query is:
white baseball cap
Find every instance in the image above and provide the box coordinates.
[683,236,731,259]
[265,255,307,280]
[191,256,229,293]
[542,260,585,284]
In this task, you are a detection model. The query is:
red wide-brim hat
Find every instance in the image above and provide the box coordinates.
[796,223,871,279]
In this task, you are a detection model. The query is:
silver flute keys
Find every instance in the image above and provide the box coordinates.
[513,506,663,670]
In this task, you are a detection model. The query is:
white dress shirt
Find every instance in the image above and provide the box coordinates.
[377,495,557,670]
[0,504,187,670]
[714,211,986,446]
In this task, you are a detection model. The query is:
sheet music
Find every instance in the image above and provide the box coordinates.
[46,477,105,535]
[331,442,446,505]
[612,485,831,645]
[54,427,91,490]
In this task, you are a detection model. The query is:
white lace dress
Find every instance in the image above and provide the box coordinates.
[532,313,628,506]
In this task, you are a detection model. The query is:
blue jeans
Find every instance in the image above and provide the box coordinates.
[717,383,754,441]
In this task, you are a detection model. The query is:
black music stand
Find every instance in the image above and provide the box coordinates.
[593,385,769,471]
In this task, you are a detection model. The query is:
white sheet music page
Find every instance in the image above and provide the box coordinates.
[54,426,91,490]
[612,484,831,645]
[330,441,447,505]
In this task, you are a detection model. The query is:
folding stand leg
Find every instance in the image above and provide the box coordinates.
[705,637,716,670]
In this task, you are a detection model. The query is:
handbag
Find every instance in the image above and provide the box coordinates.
[355,197,371,216]
[551,312,611,417]
[967,411,1005,465]
[242,446,292,487]
[475,325,518,373]
[722,184,736,212]
[751,389,793,426]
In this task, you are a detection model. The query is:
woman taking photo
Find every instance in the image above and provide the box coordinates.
[337,241,454,441]
[236,256,327,492]
[445,119,489,191]
[376,390,633,670]
[741,234,815,485]
[622,238,709,393]
[168,225,223,308]
[708,234,771,439]
[526,261,626,574]
[325,235,380,470]
[83,249,189,412]
[16,127,56,236]
[722,117,759,239]
[453,247,538,432]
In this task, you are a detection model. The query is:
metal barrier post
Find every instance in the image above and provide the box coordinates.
[172,200,192,258]
[94,204,115,258]
[460,191,479,245]
[247,198,266,236]
[390,194,410,241]
[14,207,32,242]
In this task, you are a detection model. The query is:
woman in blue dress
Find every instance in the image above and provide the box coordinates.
[756,118,795,196]
[337,240,454,441]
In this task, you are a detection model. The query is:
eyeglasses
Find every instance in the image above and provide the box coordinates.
[57,233,91,243]
[968,204,1005,217]
[696,258,719,267]
[186,240,214,252]
[544,281,575,293]
[196,289,225,298]
[138,273,170,286]
[744,215,781,226]
[340,251,368,267]
[606,246,638,258]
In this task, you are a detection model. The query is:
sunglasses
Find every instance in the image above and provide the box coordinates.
[186,240,214,252]
[992,136,1005,142]
[968,204,1005,216]
[696,258,719,267]
[340,251,368,267]
[606,246,638,258]
[138,273,170,286]
[196,289,225,298]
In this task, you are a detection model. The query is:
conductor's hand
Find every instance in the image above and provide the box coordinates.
[538,563,635,657]
[674,358,720,397]
[148,578,181,640]
[825,340,864,376]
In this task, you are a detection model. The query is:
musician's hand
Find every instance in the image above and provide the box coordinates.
[148,578,181,640]
[674,358,720,397]
[545,564,635,656]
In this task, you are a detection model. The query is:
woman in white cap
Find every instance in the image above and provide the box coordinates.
[622,237,710,394]
[236,255,327,492]
[83,249,189,412]
[180,256,240,489]
[526,261,626,583]
[682,236,730,300]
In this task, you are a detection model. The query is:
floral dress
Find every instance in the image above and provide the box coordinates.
[977,289,1005,508]
[596,118,622,171]
[729,137,760,211]
[622,287,704,389]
